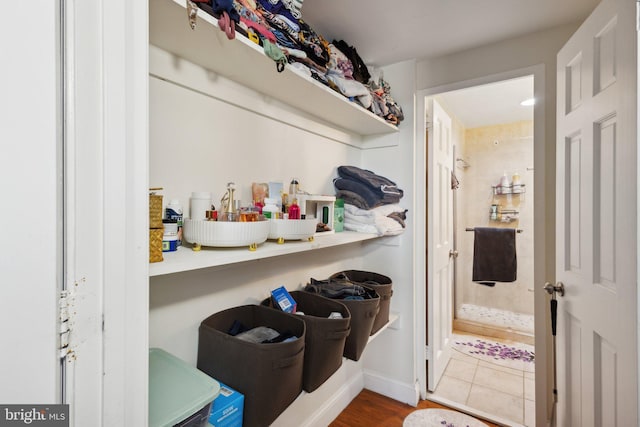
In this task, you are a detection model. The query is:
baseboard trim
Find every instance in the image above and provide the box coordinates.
[454,319,534,345]
[272,360,365,427]
[363,369,420,407]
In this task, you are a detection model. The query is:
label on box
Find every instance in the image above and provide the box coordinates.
[209,382,244,427]
[271,286,297,313]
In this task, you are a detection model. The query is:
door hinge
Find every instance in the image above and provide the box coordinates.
[425,345,432,360]
[59,290,74,360]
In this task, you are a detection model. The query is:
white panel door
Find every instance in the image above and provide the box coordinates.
[427,99,454,391]
[556,0,637,425]
[0,0,61,404]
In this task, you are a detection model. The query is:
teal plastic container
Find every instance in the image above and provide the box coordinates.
[149,348,220,427]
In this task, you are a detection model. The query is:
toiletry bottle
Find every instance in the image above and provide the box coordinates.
[162,219,178,252]
[288,198,301,219]
[220,182,238,221]
[254,198,264,214]
[263,198,279,219]
[334,198,344,231]
[512,171,522,192]
[289,178,299,196]
[165,199,183,245]
[281,192,289,215]
[500,172,510,190]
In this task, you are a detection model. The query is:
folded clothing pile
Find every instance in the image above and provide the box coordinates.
[194,0,403,125]
[304,277,371,300]
[333,165,407,236]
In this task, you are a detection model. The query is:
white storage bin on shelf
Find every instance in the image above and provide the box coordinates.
[268,218,317,243]
[297,195,336,235]
[183,219,270,250]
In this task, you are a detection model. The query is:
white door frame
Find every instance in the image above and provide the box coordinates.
[64,0,149,425]
[414,64,549,423]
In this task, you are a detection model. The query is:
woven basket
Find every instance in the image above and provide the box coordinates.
[149,228,164,263]
[149,193,163,229]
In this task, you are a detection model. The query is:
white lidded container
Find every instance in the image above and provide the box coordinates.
[190,192,212,220]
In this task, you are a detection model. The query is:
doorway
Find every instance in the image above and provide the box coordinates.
[415,65,547,427]
[433,76,536,426]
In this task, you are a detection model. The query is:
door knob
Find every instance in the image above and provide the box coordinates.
[544,281,565,297]
[449,250,459,258]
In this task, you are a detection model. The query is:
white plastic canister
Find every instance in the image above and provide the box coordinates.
[190,192,212,220]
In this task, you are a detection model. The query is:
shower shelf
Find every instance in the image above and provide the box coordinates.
[492,184,526,195]
[489,208,519,223]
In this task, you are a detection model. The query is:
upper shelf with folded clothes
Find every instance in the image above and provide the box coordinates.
[149,0,401,138]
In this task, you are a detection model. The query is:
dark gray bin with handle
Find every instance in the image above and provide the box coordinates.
[197,304,305,427]
[262,290,351,392]
[304,278,379,361]
[330,270,393,335]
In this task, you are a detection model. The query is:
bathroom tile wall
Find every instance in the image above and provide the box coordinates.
[456,121,534,316]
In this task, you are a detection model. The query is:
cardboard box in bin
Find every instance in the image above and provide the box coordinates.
[209,381,244,427]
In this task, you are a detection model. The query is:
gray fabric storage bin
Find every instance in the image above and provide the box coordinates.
[304,279,379,361]
[262,290,351,392]
[197,304,305,427]
[330,270,393,335]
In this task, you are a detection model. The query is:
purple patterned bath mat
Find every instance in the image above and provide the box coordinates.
[452,334,535,372]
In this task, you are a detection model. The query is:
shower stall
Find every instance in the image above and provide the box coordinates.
[452,120,535,345]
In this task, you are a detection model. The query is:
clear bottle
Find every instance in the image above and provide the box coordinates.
[288,198,301,220]
[500,172,511,190]
[219,183,238,221]
[289,178,299,196]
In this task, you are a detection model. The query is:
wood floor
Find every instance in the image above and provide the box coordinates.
[329,389,500,427]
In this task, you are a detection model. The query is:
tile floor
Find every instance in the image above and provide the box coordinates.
[432,334,535,426]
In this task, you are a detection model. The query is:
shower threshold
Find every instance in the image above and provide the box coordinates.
[454,303,534,345]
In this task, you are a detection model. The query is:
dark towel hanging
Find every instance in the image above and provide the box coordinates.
[472,227,517,286]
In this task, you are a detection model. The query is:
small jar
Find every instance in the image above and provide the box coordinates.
[262,198,279,219]
[165,199,183,245]
[162,219,178,252]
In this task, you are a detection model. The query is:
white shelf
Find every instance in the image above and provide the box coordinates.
[149,0,399,137]
[149,231,379,276]
[271,312,399,426]
[368,313,399,343]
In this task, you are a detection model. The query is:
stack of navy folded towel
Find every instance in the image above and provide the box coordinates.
[333,165,408,236]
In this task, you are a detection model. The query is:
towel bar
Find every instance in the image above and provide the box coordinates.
[465,227,523,233]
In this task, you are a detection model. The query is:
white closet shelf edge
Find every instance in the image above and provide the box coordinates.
[149,0,399,138]
[149,231,380,276]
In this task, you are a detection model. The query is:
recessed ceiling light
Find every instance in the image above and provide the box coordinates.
[520,98,535,106]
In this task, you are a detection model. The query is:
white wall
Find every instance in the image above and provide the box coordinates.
[148,46,395,424]
[360,60,418,404]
